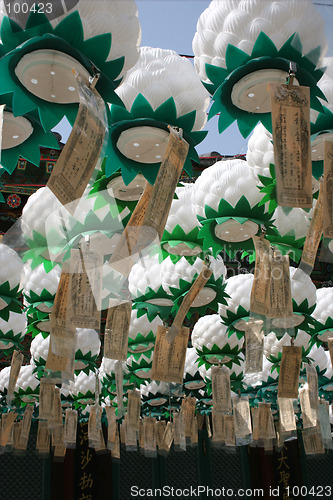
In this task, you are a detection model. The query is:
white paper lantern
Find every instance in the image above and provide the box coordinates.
[192,313,244,367]
[0,244,23,294]
[49,0,141,79]
[193,0,327,82]
[0,310,27,351]
[99,357,132,395]
[246,123,274,183]
[128,310,163,354]
[162,184,203,258]
[116,46,209,132]
[22,260,61,310]
[192,159,271,256]
[219,273,254,329]
[72,371,97,405]
[312,287,333,342]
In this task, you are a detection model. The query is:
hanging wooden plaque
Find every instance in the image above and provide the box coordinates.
[151,325,189,384]
[278,345,302,399]
[104,300,132,360]
[323,141,333,238]
[109,127,189,276]
[270,83,312,208]
[47,73,106,213]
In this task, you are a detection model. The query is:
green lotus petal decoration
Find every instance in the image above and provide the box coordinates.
[13,386,39,408]
[169,275,227,318]
[206,32,326,138]
[127,364,151,386]
[269,312,316,339]
[195,343,243,371]
[220,305,249,328]
[0,297,22,320]
[141,391,181,418]
[73,390,96,410]
[0,99,60,175]
[0,281,20,298]
[0,11,123,131]
[107,94,207,185]
[266,228,305,264]
[132,286,173,322]
[31,358,48,380]
[267,345,312,373]
[197,196,274,259]
[0,331,24,355]
[22,230,61,270]
[226,322,247,342]
[183,372,206,399]
[74,350,98,376]
[258,163,278,213]
[159,225,204,263]
[308,316,333,347]
[88,159,139,217]
[26,317,50,338]
[24,287,55,306]
[50,208,129,262]
[128,331,156,354]
[269,296,317,338]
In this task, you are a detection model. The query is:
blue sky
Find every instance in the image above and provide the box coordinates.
[54,0,333,156]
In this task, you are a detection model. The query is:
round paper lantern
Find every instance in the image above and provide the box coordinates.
[140,381,180,417]
[126,351,154,386]
[192,159,273,258]
[0,89,60,174]
[22,260,61,313]
[108,46,209,184]
[21,187,65,266]
[264,330,312,370]
[129,254,174,321]
[198,352,245,394]
[0,366,11,396]
[161,255,227,318]
[267,206,313,262]
[270,267,317,334]
[30,334,50,378]
[45,189,129,262]
[161,184,204,261]
[311,287,333,345]
[49,0,141,79]
[0,364,40,406]
[14,364,40,406]
[74,328,101,373]
[192,313,244,370]
[89,161,147,218]
[219,273,254,335]
[31,328,100,377]
[0,310,27,353]
[0,2,140,132]
[72,371,97,408]
[128,310,163,355]
[0,243,23,317]
[193,0,327,137]
[246,123,274,182]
